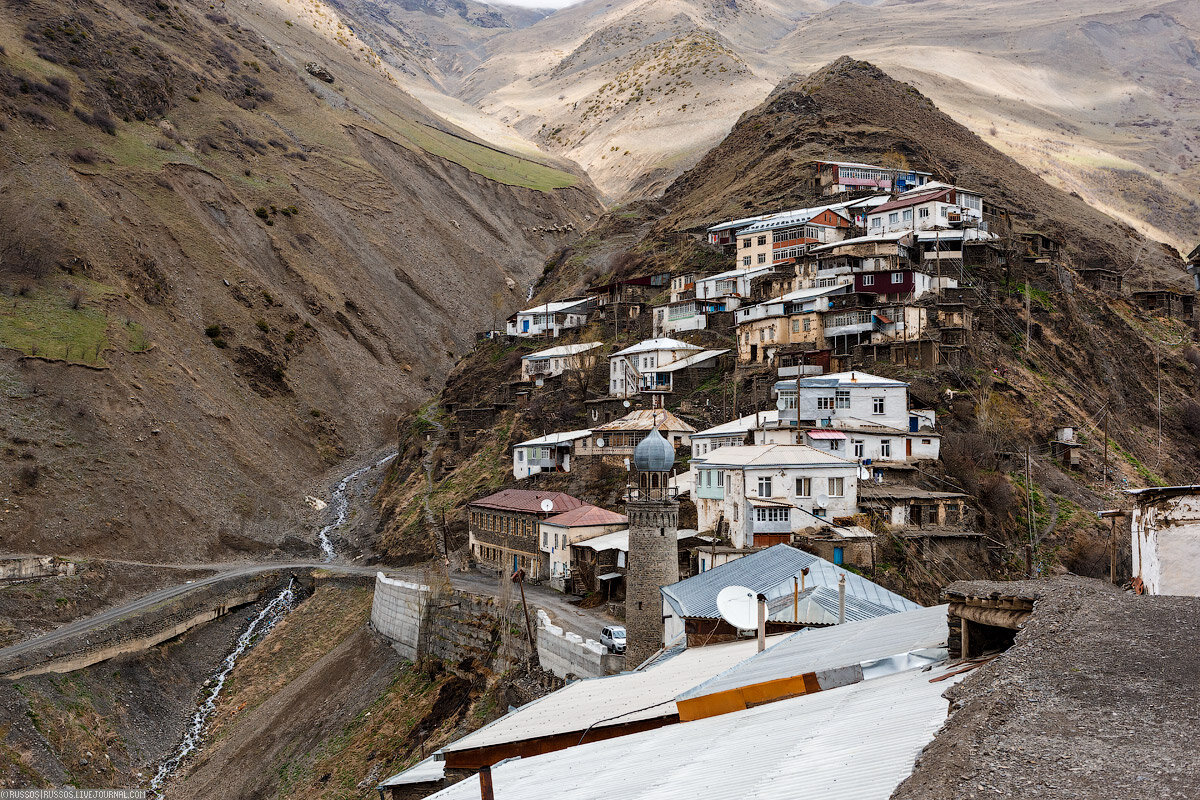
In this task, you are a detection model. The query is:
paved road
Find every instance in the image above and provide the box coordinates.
[0,560,612,663]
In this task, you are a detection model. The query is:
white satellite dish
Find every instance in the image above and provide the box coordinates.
[716,585,758,631]
[540,498,555,513]
[776,396,788,411]
[623,400,631,408]
[595,437,606,448]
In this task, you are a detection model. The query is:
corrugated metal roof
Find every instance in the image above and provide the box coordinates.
[516,297,594,315]
[515,429,593,448]
[437,634,790,756]
[807,429,847,440]
[378,756,445,787]
[522,342,604,360]
[593,409,697,434]
[426,666,964,800]
[469,489,584,514]
[795,370,909,388]
[677,605,948,702]
[657,349,728,372]
[612,337,701,356]
[662,544,920,621]
[573,528,699,553]
[689,443,857,468]
[692,411,779,439]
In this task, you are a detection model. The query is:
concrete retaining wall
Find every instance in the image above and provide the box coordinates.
[0,556,76,582]
[535,610,623,679]
[369,573,430,660]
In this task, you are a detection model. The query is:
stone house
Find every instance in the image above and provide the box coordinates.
[468,489,584,579]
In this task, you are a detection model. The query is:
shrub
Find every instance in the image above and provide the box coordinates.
[69,290,83,310]
[1185,347,1200,372]
[212,337,228,348]
[153,137,174,150]
[204,324,221,338]
[17,464,39,489]
[255,318,269,332]
[69,147,98,164]
[19,107,52,127]
[254,207,269,220]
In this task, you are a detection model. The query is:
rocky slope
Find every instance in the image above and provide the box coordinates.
[0,0,602,561]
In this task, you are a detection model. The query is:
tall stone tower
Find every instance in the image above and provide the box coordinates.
[625,425,680,666]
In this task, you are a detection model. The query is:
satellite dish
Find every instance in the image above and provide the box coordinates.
[540,498,555,513]
[623,400,631,408]
[716,585,758,631]
[776,397,788,411]
[596,437,606,448]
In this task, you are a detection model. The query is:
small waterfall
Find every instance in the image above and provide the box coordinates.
[148,580,297,796]
[316,451,397,562]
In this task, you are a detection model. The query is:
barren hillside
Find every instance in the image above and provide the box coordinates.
[0,0,602,561]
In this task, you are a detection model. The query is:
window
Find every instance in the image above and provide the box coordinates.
[828,477,845,497]
[940,206,948,217]
[922,438,932,445]
[743,256,752,266]
[862,274,875,286]
[792,319,800,334]
[755,507,790,523]
[817,395,835,410]
[796,477,812,497]
[757,235,767,246]
[888,212,899,225]
[757,253,767,264]
[892,272,904,283]
[757,476,772,497]
[870,216,881,228]
[829,439,841,451]
[902,209,913,221]
[542,531,548,546]
[802,318,811,332]
[853,439,864,458]
[880,439,892,458]
[717,470,724,488]
[919,207,930,218]
[742,238,751,249]
[813,508,826,518]
[518,450,525,462]
[836,389,850,409]
[872,397,885,414]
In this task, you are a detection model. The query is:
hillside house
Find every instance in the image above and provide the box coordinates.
[734,284,848,364]
[1129,485,1200,596]
[695,264,775,307]
[858,485,968,528]
[520,342,603,383]
[735,206,853,268]
[689,411,781,459]
[810,160,932,197]
[1019,232,1061,264]
[608,337,728,398]
[1076,267,1123,294]
[512,429,592,479]
[652,298,733,337]
[538,504,628,590]
[707,214,768,253]
[507,297,595,338]
[1187,244,1200,290]
[574,409,696,465]
[468,489,585,579]
[866,183,984,235]
[793,524,876,569]
[691,444,860,548]
[567,528,702,596]
[1131,289,1195,320]
[587,272,669,318]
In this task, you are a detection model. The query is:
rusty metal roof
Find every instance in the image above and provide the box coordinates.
[542,504,627,528]
[469,489,584,514]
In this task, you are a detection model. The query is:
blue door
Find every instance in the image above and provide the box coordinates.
[522,319,530,333]
[833,546,844,565]
[513,553,519,572]
[909,415,919,432]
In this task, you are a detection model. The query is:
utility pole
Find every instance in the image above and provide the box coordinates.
[511,568,536,662]
[1025,445,1034,577]
[1102,408,1109,490]
[1025,273,1032,358]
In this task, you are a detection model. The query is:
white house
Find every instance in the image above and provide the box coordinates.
[691,444,860,549]
[1130,486,1200,596]
[507,297,595,338]
[774,372,940,463]
[608,337,728,398]
[512,429,592,479]
[694,265,775,307]
[689,411,781,459]
[538,504,628,590]
[866,183,984,235]
[520,342,604,383]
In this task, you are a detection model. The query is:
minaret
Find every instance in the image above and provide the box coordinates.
[625,424,681,666]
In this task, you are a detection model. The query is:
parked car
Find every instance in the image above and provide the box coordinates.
[600,625,626,654]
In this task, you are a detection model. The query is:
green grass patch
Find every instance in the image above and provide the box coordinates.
[0,277,114,365]
[386,117,577,192]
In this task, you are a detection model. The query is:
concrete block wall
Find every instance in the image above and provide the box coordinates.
[535,610,623,679]
[369,573,430,661]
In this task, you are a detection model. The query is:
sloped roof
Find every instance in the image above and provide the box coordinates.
[737,203,852,235]
[612,337,701,357]
[692,411,780,439]
[594,409,697,434]
[572,528,699,553]
[469,489,584,514]
[378,757,444,788]
[690,443,857,468]
[522,342,604,360]
[656,349,728,372]
[809,230,912,252]
[516,297,594,315]
[795,370,909,388]
[661,544,920,622]
[870,188,953,215]
[514,429,592,448]
[427,666,964,800]
[542,504,627,528]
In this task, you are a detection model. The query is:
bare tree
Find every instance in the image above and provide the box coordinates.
[0,197,64,281]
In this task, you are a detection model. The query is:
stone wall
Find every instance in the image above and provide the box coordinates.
[0,556,76,582]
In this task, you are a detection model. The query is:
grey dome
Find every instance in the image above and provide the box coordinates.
[633,426,675,472]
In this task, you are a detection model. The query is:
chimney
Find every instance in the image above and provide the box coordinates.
[837,574,846,624]
[757,593,767,653]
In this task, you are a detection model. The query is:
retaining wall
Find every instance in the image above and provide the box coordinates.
[534,610,623,679]
[369,574,430,660]
[0,556,76,582]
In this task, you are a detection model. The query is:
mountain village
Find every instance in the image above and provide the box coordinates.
[365,157,1200,798]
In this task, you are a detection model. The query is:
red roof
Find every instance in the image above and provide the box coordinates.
[470,489,584,515]
[870,188,952,215]
[543,504,628,528]
[807,430,848,440]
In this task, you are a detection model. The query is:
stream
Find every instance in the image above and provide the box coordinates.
[148,580,298,797]
[316,451,398,562]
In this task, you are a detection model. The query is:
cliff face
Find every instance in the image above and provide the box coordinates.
[0,0,602,560]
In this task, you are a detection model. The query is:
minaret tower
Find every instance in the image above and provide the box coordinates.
[625,424,681,666]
